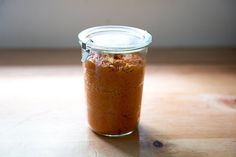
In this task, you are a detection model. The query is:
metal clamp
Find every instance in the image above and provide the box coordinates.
[81,39,93,62]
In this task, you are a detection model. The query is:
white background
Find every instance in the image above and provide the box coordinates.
[0,0,235,48]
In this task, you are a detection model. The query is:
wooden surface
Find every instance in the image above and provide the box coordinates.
[0,48,236,157]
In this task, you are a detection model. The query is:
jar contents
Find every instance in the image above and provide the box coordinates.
[84,52,145,135]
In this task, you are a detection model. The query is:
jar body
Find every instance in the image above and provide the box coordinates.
[83,48,147,137]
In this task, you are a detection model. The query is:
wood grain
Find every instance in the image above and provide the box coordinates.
[0,48,235,157]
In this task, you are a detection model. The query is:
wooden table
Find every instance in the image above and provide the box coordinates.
[0,48,236,157]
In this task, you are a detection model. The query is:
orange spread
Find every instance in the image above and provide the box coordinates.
[84,52,145,135]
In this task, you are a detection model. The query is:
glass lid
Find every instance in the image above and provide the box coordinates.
[78,25,152,53]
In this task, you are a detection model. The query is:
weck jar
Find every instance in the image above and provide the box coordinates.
[78,25,152,137]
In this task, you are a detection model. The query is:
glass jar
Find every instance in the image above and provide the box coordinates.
[78,25,152,137]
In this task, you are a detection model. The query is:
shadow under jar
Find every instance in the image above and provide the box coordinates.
[78,26,152,137]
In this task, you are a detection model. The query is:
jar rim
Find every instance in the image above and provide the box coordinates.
[78,25,152,53]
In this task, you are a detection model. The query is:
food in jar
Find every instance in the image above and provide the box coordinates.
[84,51,145,135]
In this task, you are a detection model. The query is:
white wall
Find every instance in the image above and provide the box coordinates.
[0,0,235,48]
